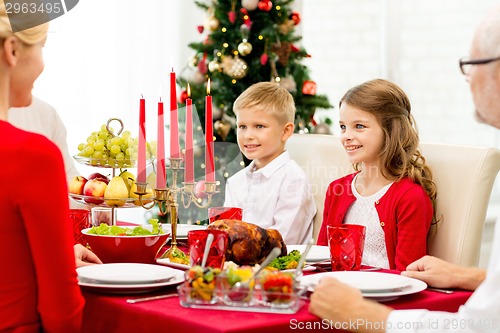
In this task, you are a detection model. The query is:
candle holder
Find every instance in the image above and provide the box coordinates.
[134,157,219,259]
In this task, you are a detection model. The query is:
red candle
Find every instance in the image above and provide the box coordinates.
[205,79,215,183]
[170,69,180,159]
[156,98,166,188]
[137,96,146,183]
[184,84,194,183]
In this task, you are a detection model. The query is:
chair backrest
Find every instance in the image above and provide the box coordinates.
[420,142,500,266]
[287,133,500,266]
[287,134,353,240]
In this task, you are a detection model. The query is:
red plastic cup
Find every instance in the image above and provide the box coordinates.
[69,209,91,245]
[327,224,366,271]
[208,206,243,224]
[188,230,228,269]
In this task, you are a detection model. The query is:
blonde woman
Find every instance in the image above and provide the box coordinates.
[0,4,99,332]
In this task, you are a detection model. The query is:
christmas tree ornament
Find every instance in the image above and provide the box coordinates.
[289,11,301,25]
[228,11,236,23]
[271,41,292,66]
[181,66,206,84]
[230,57,249,79]
[312,123,332,135]
[258,0,273,12]
[205,15,220,31]
[198,58,208,75]
[279,75,297,93]
[212,106,223,121]
[242,0,259,11]
[208,59,220,72]
[260,53,268,65]
[278,19,294,34]
[178,89,188,104]
[188,54,198,68]
[302,80,317,95]
[228,0,236,23]
[237,41,253,56]
[215,120,232,141]
[197,25,204,34]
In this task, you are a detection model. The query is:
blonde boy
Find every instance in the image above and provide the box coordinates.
[223,82,316,245]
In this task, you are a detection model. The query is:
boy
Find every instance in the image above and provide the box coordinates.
[223,82,316,245]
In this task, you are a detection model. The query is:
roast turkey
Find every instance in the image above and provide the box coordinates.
[207,219,287,266]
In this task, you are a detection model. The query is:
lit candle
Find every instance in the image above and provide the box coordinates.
[184,84,194,183]
[170,69,180,159]
[137,96,146,183]
[156,97,166,188]
[205,79,215,182]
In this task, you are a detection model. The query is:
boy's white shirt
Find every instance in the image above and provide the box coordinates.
[224,150,316,245]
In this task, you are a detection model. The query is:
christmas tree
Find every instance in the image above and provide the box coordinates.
[175,0,332,224]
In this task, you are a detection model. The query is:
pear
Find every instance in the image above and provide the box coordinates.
[129,181,154,206]
[119,169,136,192]
[104,176,129,207]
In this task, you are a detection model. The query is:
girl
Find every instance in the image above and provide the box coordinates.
[317,79,437,271]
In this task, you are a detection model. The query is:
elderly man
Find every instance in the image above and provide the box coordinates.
[309,5,500,333]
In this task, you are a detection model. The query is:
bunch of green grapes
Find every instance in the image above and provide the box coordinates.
[77,124,155,167]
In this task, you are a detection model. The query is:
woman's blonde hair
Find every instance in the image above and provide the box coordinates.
[0,1,48,45]
[233,82,295,124]
[340,79,438,220]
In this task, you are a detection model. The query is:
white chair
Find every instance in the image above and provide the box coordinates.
[287,134,352,240]
[421,143,500,266]
[287,133,500,267]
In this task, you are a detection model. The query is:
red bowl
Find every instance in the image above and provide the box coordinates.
[82,227,170,264]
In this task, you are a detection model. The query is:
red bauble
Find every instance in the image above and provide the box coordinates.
[228,11,236,23]
[198,59,208,75]
[290,11,301,25]
[260,53,269,65]
[302,80,317,96]
[258,0,272,12]
[178,90,188,104]
[197,25,204,34]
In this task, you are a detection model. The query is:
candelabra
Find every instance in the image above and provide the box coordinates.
[134,158,218,259]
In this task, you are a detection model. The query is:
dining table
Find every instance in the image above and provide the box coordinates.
[81,245,472,333]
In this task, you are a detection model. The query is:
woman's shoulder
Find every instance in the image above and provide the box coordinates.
[6,124,60,159]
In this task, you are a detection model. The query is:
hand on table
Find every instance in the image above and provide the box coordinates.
[401,255,485,291]
[308,277,391,333]
[74,244,102,268]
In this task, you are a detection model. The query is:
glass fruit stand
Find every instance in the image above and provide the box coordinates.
[68,118,155,225]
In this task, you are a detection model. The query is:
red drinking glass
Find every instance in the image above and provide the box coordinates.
[188,230,228,269]
[327,224,366,271]
[208,206,243,224]
[69,209,91,246]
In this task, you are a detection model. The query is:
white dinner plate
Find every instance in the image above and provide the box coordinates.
[301,271,427,298]
[156,258,190,270]
[77,263,175,284]
[287,245,330,262]
[78,267,185,294]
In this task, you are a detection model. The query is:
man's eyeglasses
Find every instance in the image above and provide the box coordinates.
[459,56,500,76]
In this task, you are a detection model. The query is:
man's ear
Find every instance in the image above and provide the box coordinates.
[282,121,294,140]
[2,36,19,67]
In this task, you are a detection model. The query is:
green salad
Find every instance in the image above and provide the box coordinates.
[268,249,302,270]
[87,218,164,236]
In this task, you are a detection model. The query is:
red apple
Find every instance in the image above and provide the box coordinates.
[88,172,110,184]
[83,179,108,204]
[68,175,88,195]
